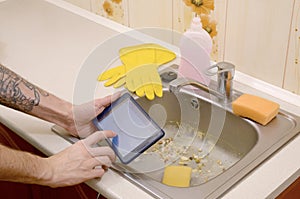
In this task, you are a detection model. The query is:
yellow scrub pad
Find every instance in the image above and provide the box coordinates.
[232,94,280,125]
[162,166,192,187]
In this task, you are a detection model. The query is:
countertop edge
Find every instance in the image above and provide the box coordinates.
[1,0,300,198]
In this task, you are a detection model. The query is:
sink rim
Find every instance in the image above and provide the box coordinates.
[114,89,300,199]
[51,88,300,199]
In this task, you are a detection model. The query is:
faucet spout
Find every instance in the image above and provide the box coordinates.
[169,77,225,100]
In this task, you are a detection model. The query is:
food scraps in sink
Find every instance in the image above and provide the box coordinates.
[143,121,242,186]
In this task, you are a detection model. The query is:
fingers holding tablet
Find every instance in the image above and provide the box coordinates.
[93,93,165,164]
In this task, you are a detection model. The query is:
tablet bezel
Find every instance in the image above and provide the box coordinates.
[93,93,165,164]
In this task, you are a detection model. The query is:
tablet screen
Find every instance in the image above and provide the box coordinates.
[93,93,164,164]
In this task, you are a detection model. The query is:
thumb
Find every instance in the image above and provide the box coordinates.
[94,92,121,116]
[82,130,116,147]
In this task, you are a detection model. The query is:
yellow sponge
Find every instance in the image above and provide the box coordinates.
[162,166,192,187]
[232,94,280,125]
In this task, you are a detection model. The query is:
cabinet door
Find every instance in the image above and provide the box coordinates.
[284,0,300,94]
[276,176,300,199]
[223,0,294,87]
[0,122,100,199]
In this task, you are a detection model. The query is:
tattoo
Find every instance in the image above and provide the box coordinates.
[0,64,49,112]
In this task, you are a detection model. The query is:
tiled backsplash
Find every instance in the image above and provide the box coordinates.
[64,0,300,96]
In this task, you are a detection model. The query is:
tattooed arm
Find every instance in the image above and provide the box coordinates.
[0,63,117,137]
[0,64,117,187]
[0,63,75,133]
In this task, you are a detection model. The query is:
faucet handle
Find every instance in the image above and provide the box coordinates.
[216,62,235,81]
[205,62,235,102]
[206,62,235,79]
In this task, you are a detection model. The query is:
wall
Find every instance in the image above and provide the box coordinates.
[63,0,300,96]
[223,0,294,88]
[284,0,300,94]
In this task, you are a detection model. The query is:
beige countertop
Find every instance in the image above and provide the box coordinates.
[0,0,299,198]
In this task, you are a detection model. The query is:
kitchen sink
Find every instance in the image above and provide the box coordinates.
[52,87,300,199]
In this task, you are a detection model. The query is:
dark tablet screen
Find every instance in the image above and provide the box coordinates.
[93,93,164,164]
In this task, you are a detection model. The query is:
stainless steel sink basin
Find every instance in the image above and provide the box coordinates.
[52,88,300,199]
[107,89,300,199]
[122,91,258,182]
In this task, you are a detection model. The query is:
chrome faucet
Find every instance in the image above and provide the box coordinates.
[169,62,235,102]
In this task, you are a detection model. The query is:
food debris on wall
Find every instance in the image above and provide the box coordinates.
[103,1,113,16]
[92,0,125,25]
[183,0,214,15]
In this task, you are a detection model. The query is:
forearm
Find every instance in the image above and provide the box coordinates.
[0,63,73,130]
[0,144,51,185]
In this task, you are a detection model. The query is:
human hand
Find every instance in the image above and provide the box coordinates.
[64,93,120,138]
[44,131,116,188]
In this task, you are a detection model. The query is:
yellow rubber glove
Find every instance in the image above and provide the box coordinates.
[126,63,162,100]
[98,65,125,87]
[98,43,176,100]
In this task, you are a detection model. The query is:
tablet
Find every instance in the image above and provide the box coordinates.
[93,93,165,164]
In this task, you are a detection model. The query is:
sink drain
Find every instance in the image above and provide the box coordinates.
[191,98,199,110]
